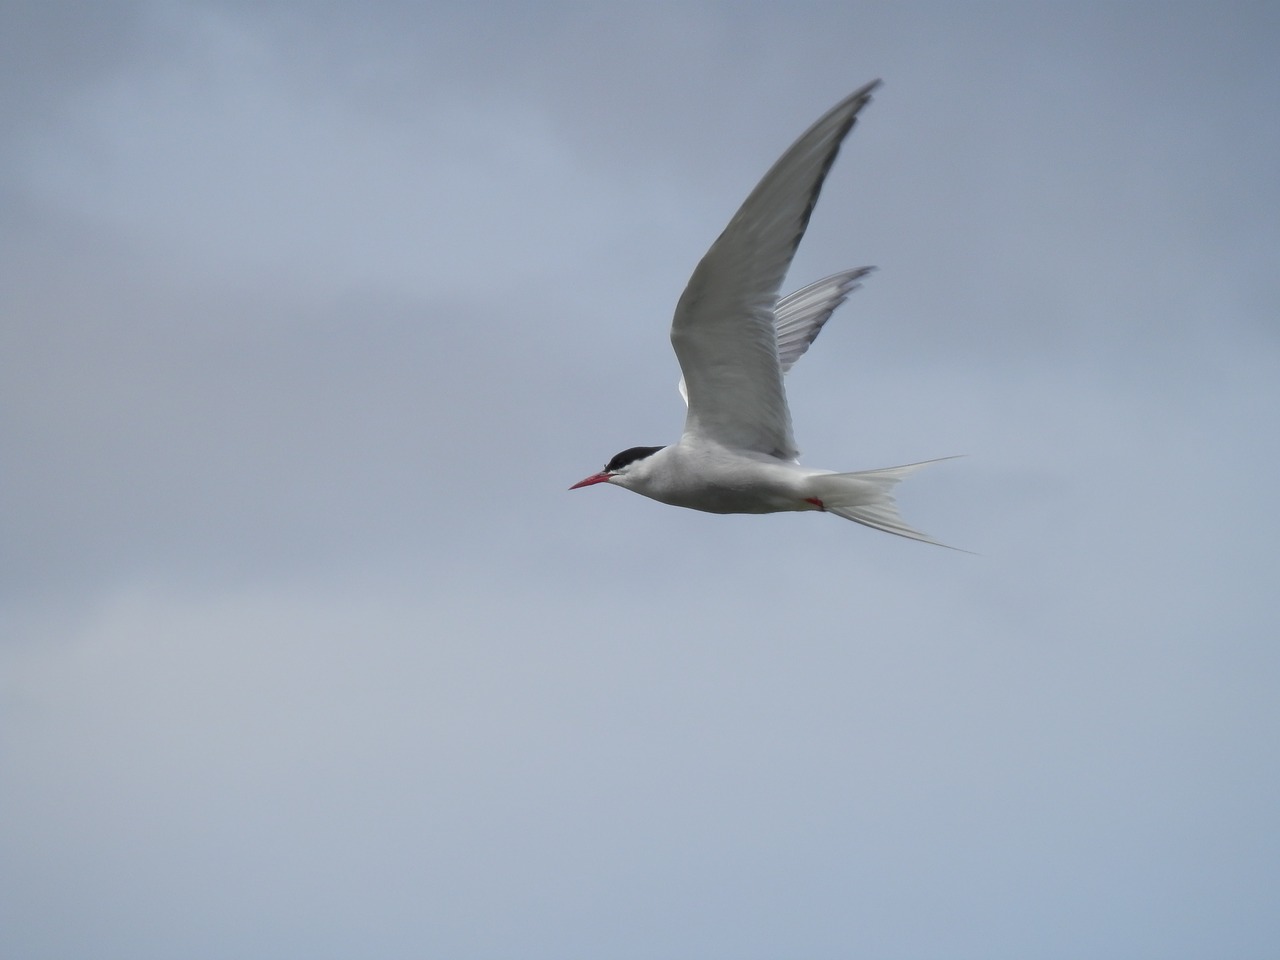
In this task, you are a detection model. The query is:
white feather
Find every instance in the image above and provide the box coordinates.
[671,81,881,460]
[677,266,873,404]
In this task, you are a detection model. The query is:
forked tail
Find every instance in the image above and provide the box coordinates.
[808,457,960,548]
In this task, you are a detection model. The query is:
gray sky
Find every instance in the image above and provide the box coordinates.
[3,2,1278,957]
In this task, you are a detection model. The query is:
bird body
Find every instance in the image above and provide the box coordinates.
[602,440,821,515]
[571,81,954,546]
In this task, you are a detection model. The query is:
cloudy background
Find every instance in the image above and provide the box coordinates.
[3,2,1278,957]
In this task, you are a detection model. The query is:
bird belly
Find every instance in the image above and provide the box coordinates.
[638,451,820,515]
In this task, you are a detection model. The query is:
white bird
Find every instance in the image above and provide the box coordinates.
[571,80,954,546]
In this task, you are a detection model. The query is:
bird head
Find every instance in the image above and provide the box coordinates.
[569,445,664,490]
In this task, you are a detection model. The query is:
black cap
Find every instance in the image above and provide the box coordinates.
[605,446,664,472]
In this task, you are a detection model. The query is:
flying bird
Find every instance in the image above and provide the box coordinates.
[571,81,954,546]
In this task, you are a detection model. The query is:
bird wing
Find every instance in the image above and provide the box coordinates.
[670,80,880,459]
[677,266,873,404]
[774,267,872,373]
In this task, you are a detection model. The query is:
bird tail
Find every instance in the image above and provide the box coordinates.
[807,457,959,548]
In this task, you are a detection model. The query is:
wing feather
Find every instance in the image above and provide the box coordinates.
[774,267,873,374]
[671,81,881,459]
[677,266,873,404]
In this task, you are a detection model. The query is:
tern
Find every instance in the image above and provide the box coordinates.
[571,80,953,546]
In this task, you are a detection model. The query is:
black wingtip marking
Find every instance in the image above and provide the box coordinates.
[788,91,874,258]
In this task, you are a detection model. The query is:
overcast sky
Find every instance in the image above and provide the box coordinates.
[2,2,1278,958]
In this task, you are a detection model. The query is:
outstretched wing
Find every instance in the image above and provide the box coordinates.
[670,81,880,460]
[775,267,872,373]
[678,266,873,404]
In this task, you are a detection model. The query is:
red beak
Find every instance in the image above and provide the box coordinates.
[569,472,611,490]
